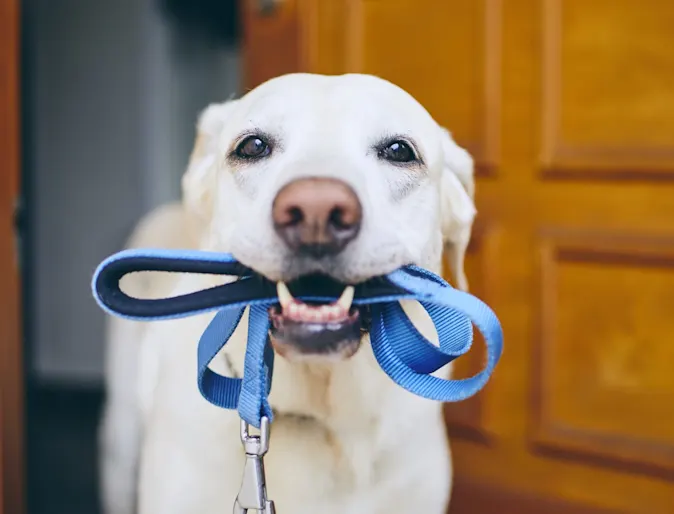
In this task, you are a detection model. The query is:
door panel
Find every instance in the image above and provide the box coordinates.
[0,0,24,513]
[543,0,674,173]
[241,0,674,512]
[534,233,674,477]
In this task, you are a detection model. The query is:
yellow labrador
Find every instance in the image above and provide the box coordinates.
[100,73,476,514]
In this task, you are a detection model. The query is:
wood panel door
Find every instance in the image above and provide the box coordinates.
[0,0,24,513]
[241,0,674,512]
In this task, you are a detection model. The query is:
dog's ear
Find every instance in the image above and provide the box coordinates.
[182,99,239,224]
[438,127,476,291]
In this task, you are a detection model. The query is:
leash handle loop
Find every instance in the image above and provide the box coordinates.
[92,249,503,429]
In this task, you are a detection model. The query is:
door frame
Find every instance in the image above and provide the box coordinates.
[0,0,24,512]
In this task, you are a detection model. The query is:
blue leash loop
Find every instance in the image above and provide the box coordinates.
[92,248,503,429]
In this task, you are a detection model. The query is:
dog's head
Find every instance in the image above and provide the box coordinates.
[183,73,475,361]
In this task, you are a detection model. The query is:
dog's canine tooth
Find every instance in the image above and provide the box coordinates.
[276,281,294,309]
[336,286,355,312]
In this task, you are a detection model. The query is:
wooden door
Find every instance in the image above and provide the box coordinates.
[0,0,24,513]
[242,0,674,512]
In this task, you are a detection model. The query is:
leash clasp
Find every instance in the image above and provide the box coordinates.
[233,417,276,514]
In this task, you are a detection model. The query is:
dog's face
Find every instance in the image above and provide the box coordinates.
[183,73,475,360]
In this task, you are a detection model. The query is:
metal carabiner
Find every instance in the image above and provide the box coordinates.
[233,417,276,514]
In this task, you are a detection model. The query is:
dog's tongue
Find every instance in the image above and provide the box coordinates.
[276,282,354,324]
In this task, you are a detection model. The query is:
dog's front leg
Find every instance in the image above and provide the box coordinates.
[135,314,245,514]
[138,417,243,514]
[372,410,452,514]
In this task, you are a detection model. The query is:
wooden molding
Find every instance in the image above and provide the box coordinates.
[479,0,503,176]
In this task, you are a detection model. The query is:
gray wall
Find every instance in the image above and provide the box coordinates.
[27,0,240,384]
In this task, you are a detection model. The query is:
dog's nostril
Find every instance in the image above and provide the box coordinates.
[287,206,304,227]
[328,207,349,230]
[275,205,304,229]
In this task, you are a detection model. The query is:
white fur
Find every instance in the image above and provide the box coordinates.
[100,73,476,514]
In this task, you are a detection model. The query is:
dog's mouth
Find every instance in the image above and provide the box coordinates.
[267,275,367,360]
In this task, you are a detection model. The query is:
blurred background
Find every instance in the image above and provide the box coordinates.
[1,0,673,513]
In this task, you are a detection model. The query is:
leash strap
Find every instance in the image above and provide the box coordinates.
[92,248,503,428]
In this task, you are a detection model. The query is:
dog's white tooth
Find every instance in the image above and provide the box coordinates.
[304,304,319,323]
[276,281,294,308]
[327,305,341,321]
[336,286,355,312]
[288,303,301,319]
[304,307,317,322]
[322,305,332,320]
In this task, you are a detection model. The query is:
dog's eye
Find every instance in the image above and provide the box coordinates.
[379,140,417,163]
[235,135,271,159]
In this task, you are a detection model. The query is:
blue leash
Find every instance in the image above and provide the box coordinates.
[92,248,503,429]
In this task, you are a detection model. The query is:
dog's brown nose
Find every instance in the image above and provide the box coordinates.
[272,177,362,257]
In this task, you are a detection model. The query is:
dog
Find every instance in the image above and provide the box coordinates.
[99,73,476,514]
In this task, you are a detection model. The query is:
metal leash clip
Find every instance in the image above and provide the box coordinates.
[233,416,276,514]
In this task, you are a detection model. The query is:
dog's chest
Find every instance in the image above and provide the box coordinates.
[260,416,445,513]
[264,419,371,482]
